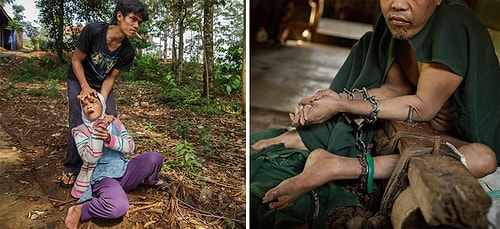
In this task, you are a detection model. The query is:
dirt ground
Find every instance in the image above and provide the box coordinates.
[0,50,246,229]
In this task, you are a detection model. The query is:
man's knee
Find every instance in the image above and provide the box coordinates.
[309,149,331,160]
[460,143,497,178]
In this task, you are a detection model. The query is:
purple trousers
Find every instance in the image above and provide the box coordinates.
[80,151,164,221]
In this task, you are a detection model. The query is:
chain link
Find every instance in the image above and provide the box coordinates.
[343,87,378,153]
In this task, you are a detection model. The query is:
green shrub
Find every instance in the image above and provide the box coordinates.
[27,88,47,97]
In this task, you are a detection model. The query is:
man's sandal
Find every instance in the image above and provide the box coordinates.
[59,172,77,188]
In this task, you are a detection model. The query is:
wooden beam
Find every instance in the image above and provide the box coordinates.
[384,120,491,228]
[391,187,429,229]
[408,155,491,228]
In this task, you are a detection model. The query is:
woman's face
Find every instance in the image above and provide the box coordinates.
[81,97,103,121]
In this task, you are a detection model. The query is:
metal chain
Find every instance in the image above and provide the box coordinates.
[355,120,373,153]
[343,87,378,153]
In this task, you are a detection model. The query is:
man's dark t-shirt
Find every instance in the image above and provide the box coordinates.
[67,22,135,90]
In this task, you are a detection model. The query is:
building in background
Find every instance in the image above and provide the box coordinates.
[0,6,16,51]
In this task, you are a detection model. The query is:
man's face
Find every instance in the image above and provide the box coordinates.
[117,11,144,38]
[380,0,442,40]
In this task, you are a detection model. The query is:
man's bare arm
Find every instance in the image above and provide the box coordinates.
[72,48,97,99]
[100,68,121,102]
[341,62,463,121]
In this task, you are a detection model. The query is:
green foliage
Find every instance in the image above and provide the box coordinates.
[215,39,243,95]
[172,117,192,139]
[182,62,203,79]
[22,21,40,40]
[0,55,10,63]
[159,71,177,89]
[122,55,170,83]
[39,56,56,68]
[5,19,22,31]
[217,133,227,148]
[5,82,17,96]
[144,122,157,131]
[149,139,157,148]
[0,0,15,7]
[44,79,60,97]
[216,70,242,95]
[197,124,213,157]
[27,88,47,97]
[36,0,112,61]
[165,141,201,177]
[225,218,236,229]
[12,57,66,82]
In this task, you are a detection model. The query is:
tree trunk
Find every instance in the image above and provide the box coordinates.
[16,30,23,50]
[163,26,168,62]
[55,0,65,63]
[202,0,214,97]
[176,5,186,83]
[172,20,177,71]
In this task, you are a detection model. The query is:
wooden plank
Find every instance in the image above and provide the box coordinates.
[408,155,491,228]
[384,120,438,154]
[382,120,491,228]
[391,187,429,229]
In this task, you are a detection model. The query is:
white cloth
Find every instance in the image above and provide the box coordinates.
[80,92,111,133]
[477,167,500,229]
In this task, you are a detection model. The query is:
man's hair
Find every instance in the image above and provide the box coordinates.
[110,0,149,25]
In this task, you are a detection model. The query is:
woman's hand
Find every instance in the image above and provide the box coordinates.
[93,125,110,143]
[102,115,115,124]
[92,120,111,143]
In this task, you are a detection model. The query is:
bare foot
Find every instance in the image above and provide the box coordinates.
[251,129,307,151]
[262,149,359,211]
[65,204,83,229]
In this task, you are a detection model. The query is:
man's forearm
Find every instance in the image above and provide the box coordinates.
[72,61,90,90]
[100,69,121,101]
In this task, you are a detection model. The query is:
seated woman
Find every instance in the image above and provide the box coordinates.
[65,92,166,229]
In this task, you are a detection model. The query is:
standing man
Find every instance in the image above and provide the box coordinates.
[60,0,149,188]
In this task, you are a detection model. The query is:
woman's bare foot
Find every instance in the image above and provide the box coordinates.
[262,149,358,211]
[251,129,307,151]
[65,204,83,229]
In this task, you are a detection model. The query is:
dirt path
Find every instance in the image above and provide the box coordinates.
[0,113,62,228]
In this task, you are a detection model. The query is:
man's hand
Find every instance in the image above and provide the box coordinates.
[77,87,98,102]
[290,89,341,126]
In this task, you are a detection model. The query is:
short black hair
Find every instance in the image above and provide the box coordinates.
[110,0,149,25]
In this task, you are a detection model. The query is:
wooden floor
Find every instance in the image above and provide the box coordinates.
[249,16,374,134]
[249,41,351,133]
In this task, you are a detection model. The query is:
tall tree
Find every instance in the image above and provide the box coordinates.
[37,0,65,63]
[202,0,215,97]
[36,0,112,63]
[175,0,187,83]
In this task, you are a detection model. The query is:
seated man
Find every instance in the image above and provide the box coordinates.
[65,92,167,229]
[250,0,500,228]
